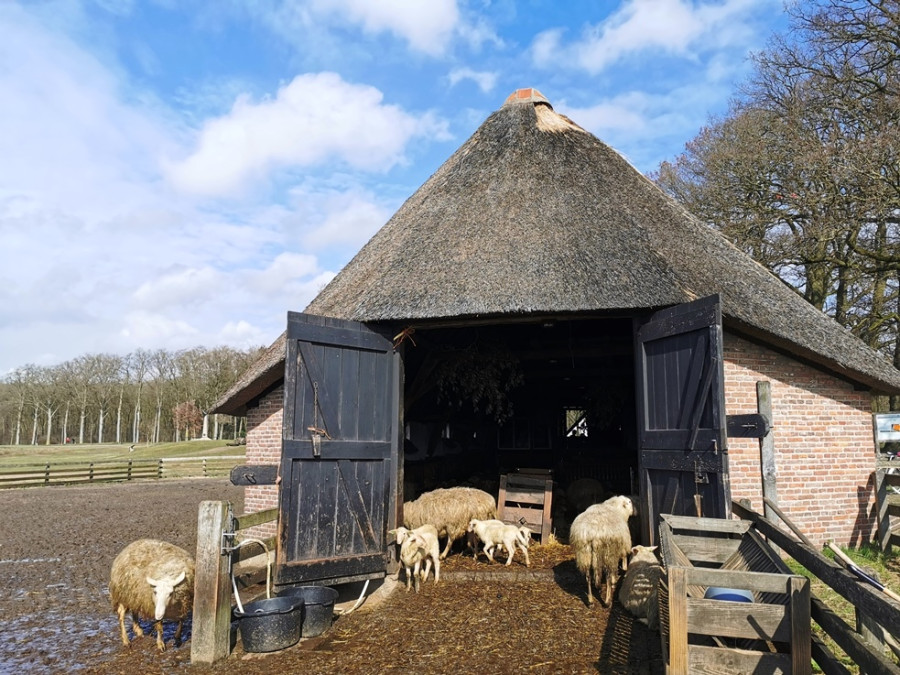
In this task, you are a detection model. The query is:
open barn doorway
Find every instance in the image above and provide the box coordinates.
[400,317,638,540]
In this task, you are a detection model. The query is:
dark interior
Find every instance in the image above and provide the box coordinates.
[400,317,639,529]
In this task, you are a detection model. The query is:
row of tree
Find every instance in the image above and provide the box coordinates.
[0,345,264,446]
[652,1,900,381]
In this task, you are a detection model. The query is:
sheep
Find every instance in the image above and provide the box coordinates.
[467,518,531,567]
[109,538,194,651]
[403,487,496,559]
[617,545,662,630]
[569,495,634,607]
[390,525,440,591]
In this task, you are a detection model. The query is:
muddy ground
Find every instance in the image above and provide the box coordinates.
[0,479,663,674]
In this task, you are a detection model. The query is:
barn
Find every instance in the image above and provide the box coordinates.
[213,88,900,589]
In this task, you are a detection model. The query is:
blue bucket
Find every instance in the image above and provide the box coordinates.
[704,587,753,603]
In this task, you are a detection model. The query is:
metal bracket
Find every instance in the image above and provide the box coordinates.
[220,504,236,555]
[311,433,322,457]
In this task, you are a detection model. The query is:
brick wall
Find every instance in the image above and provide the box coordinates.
[242,385,283,538]
[723,333,877,547]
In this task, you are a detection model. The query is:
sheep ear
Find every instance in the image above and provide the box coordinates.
[648,546,658,552]
[147,576,158,587]
[174,571,186,585]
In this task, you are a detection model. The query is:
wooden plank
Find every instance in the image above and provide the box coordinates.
[276,553,387,585]
[287,312,391,351]
[502,505,544,528]
[503,489,546,504]
[688,645,791,674]
[191,501,232,665]
[683,567,798,595]
[726,412,770,438]
[686,598,791,641]
[668,566,690,675]
[234,507,278,531]
[673,535,742,565]
[282,438,391,460]
[791,575,812,675]
[662,514,752,534]
[230,465,279,486]
[757,381,780,528]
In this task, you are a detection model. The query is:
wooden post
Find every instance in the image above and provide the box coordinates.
[191,500,233,664]
[157,458,163,479]
[790,575,812,675]
[756,381,779,525]
[44,463,50,485]
[89,462,94,482]
[876,469,892,554]
[668,566,689,675]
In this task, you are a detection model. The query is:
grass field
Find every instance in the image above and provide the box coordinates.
[0,439,245,466]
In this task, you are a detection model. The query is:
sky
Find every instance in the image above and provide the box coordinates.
[0,0,790,375]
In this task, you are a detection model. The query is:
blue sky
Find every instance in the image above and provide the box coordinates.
[0,0,788,374]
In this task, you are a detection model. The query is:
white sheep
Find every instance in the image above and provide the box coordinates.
[391,525,441,592]
[467,518,531,567]
[403,487,496,559]
[569,495,634,607]
[617,545,662,629]
[109,538,194,650]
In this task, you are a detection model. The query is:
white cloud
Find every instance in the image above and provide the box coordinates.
[309,0,460,56]
[448,67,498,93]
[165,73,447,197]
[132,266,223,310]
[532,0,769,74]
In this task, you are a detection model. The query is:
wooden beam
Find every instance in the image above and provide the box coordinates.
[757,381,779,526]
[191,501,233,665]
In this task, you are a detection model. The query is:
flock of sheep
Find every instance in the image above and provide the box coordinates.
[392,484,663,630]
[107,481,663,652]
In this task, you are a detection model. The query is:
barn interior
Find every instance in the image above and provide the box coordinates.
[400,316,639,533]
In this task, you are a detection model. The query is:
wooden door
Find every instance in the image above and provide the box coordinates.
[635,295,730,545]
[277,312,401,586]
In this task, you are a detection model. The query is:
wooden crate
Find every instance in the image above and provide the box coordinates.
[658,514,811,675]
[497,469,553,544]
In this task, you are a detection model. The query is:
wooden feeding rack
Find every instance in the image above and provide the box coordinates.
[658,514,811,675]
[497,469,553,544]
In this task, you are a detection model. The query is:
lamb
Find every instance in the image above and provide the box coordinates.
[569,495,634,607]
[467,518,531,567]
[109,538,194,650]
[617,545,662,629]
[390,525,440,592]
[403,487,496,559]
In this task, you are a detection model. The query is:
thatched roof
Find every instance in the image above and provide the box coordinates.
[214,88,900,415]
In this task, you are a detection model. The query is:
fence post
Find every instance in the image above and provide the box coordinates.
[89,462,94,482]
[756,381,779,525]
[203,458,208,477]
[44,463,50,485]
[127,459,132,481]
[157,458,163,480]
[876,469,892,554]
[191,501,233,664]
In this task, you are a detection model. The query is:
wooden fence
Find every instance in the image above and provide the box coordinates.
[0,456,245,489]
[191,501,278,664]
[733,500,900,675]
[876,467,900,553]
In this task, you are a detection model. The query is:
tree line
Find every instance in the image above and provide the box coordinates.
[0,345,264,446]
[652,0,900,396]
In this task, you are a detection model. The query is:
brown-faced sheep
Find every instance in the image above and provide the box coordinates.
[569,495,634,607]
[109,538,194,650]
[403,487,496,559]
[618,544,662,629]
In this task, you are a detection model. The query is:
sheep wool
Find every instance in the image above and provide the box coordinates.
[569,495,634,607]
[618,545,662,630]
[403,487,496,559]
[109,538,195,651]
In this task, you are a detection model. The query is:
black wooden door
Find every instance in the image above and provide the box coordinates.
[277,312,401,586]
[635,295,730,545]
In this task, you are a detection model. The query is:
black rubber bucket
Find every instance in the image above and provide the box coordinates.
[233,596,304,653]
[276,585,339,637]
